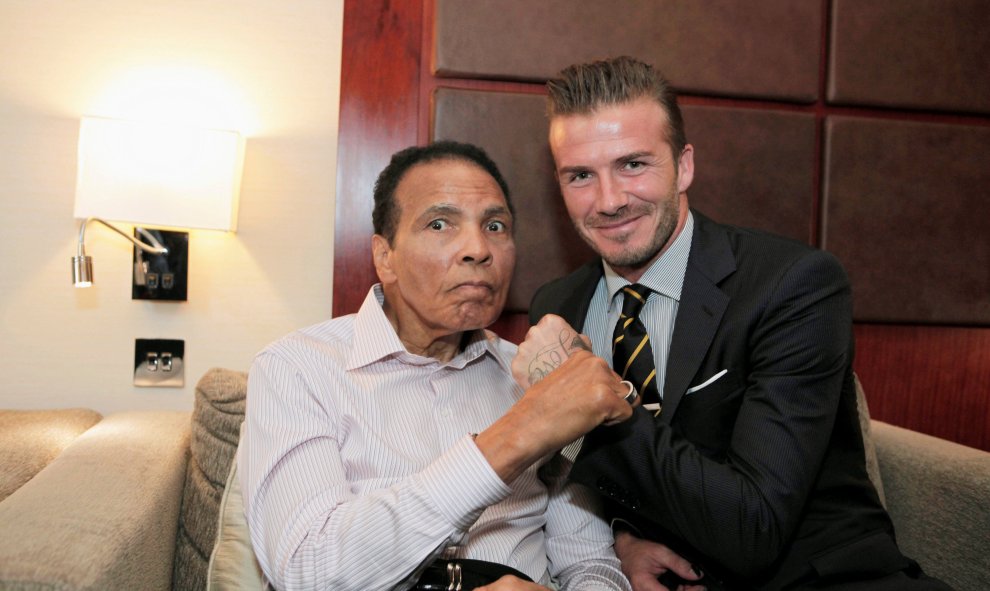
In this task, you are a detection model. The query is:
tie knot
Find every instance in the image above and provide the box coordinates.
[620,284,651,318]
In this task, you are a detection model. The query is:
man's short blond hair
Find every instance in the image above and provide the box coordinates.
[546,56,687,158]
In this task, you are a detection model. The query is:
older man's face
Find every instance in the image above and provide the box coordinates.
[373,158,515,348]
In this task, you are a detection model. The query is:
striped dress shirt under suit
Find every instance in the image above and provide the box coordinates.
[584,212,694,395]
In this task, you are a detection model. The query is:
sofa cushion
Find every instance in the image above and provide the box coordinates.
[0,408,102,502]
[872,420,990,591]
[173,367,248,591]
[0,411,190,591]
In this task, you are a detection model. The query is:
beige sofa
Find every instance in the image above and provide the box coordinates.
[0,369,244,591]
[1,369,988,590]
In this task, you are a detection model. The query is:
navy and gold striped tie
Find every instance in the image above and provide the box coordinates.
[612,284,660,406]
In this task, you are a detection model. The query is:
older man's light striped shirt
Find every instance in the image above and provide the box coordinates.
[239,285,629,591]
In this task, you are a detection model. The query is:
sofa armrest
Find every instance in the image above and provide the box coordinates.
[0,411,191,591]
[0,409,103,502]
[871,420,990,591]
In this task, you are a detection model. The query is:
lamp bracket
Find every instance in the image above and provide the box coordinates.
[132,229,188,301]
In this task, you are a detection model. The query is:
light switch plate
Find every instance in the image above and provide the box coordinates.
[134,338,185,387]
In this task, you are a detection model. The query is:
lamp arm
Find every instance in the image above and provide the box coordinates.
[76,217,169,257]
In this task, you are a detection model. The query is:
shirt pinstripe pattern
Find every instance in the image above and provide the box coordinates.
[239,285,630,591]
[584,213,695,398]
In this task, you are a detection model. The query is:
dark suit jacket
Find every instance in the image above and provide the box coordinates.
[530,211,908,590]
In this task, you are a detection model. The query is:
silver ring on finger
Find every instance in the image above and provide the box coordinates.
[621,380,639,405]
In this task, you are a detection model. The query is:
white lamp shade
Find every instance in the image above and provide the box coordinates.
[74,117,243,231]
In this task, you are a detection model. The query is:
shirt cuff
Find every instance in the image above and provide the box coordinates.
[610,517,644,538]
[415,434,513,531]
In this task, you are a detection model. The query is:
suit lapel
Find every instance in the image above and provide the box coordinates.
[661,212,735,423]
[554,260,603,332]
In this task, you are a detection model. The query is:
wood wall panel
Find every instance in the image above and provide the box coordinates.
[855,324,990,450]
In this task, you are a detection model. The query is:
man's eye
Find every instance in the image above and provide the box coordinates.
[429,219,449,231]
[486,220,507,232]
[623,161,644,170]
[569,171,592,184]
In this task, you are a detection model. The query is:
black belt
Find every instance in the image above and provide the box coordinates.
[413,558,533,590]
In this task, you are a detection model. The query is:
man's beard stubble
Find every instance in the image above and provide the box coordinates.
[578,184,681,271]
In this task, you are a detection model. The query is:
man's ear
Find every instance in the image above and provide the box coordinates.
[371,234,396,284]
[676,144,695,194]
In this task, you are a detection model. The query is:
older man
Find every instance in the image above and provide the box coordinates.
[239,141,634,591]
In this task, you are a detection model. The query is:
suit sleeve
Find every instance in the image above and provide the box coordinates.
[570,249,853,578]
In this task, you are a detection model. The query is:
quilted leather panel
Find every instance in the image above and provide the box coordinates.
[823,117,990,324]
[435,0,821,102]
[684,105,816,244]
[828,0,990,114]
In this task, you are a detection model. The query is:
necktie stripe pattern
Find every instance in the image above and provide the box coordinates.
[612,284,661,406]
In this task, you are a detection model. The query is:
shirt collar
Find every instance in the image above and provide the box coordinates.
[346,284,506,372]
[603,210,694,306]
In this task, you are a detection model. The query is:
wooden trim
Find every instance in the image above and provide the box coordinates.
[333,0,424,317]
[854,324,990,451]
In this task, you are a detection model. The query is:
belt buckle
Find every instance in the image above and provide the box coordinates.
[446,561,462,591]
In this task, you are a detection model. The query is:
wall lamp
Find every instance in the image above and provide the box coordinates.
[72,219,168,287]
[72,117,243,298]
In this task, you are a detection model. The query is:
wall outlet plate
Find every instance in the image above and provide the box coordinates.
[132,229,188,301]
[134,338,185,387]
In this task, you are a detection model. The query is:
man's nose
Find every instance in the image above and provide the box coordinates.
[595,173,628,215]
[459,226,493,264]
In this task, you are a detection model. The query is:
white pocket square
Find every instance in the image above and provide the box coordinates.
[686,369,728,394]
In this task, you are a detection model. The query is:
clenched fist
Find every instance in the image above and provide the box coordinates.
[475,315,634,483]
[512,314,593,389]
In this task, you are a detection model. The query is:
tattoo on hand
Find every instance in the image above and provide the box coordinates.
[526,329,590,385]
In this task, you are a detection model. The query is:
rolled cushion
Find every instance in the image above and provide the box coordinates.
[207,450,265,590]
[173,368,248,591]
